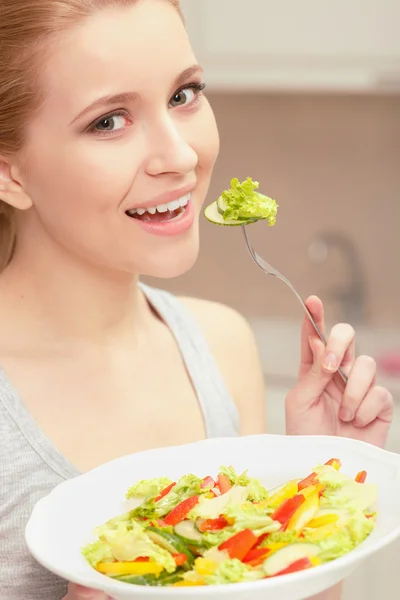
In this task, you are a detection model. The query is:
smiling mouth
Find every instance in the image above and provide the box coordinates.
[126,193,191,223]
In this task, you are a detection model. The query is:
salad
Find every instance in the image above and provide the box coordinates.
[82,459,377,587]
[204,177,278,226]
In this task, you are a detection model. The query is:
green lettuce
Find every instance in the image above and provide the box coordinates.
[259,530,298,547]
[322,481,378,512]
[84,521,176,572]
[204,559,264,585]
[188,485,249,521]
[218,466,269,502]
[314,530,355,562]
[132,473,205,520]
[314,465,351,490]
[126,477,173,500]
[81,540,114,567]
[220,177,278,225]
[346,511,375,544]
[223,503,280,535]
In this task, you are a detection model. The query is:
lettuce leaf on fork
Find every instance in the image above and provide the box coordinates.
[220,177,278,224]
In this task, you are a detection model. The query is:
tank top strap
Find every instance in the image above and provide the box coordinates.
[140,283,239,438]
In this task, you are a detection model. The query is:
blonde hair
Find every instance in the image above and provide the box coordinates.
[0,0,181,270]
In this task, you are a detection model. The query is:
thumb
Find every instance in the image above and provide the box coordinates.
[295,336,337,405]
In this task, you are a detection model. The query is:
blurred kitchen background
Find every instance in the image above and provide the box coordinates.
[145,3,400,596]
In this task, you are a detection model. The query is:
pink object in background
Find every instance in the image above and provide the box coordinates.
[377,352,400,376]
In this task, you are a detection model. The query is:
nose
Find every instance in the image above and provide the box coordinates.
[145,115,198,177]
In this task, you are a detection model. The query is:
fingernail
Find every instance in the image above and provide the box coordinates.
[340,407,353,421]
[323,353,338,371]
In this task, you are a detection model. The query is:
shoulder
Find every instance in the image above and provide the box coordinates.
[179,296,266,435]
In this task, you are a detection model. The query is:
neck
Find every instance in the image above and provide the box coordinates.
[1,233,150,345]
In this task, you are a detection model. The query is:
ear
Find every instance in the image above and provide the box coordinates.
[0,159,33,211]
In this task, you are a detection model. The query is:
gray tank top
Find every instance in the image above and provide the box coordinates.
[0,284,239,600]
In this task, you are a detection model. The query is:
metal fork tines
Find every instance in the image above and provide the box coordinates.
[242,226,348,384]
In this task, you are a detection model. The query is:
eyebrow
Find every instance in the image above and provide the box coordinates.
[71,64,203,125]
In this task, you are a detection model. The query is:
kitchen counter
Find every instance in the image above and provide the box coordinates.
[249,318,400,397]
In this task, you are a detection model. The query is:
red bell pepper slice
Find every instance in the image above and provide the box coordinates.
[298,458,342,491]
[243,547,270,566]
[198,516,228,532]
[201,476,216,488]
[217,474,232,495]
[173,553,188,566]
[271,494,305,528]
[164,495,199,526]
[297,473,318,491]
[355,470,367,483]
[218,529,258,561]
[325,458,342,468]
[266,556,313,579]
[155,482,176,502]
[272,557,313,577]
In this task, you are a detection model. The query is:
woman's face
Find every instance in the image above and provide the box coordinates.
[15,0,219,278]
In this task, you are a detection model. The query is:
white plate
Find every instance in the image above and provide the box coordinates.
[26,434,400,600]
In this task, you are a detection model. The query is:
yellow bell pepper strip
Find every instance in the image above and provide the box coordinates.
[195,558,218,576]
[305,522,339,541]
[299,484,323,499]
[262,481,298,508]
[96,561,163,576]
[286,490,319,534]
[308,514,339,528]
[355,470,367,483]
[271,494,305,528]
[172,580,205,587]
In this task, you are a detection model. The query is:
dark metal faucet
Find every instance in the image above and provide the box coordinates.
[308,231,367,324]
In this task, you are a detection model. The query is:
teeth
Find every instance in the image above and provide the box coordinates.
[166,199,181,211]
[127,193,191,217]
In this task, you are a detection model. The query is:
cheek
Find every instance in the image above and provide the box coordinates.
[23,136,141,219]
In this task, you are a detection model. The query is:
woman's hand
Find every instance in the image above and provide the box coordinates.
[64,584,112,600]
[286,296,393,448]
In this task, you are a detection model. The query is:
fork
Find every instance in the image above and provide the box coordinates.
[242,226,348,384]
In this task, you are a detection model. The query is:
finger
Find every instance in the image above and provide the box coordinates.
[66,584,108,599]
[321,323,355,374]
[339,355,377,422]
[354,386,394,428]
[292,335,335,406]
[300,295,325,370]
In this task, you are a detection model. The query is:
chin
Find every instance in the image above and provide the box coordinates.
[128,232,201,279]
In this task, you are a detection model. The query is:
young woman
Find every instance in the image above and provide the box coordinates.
[0,1,393,599]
